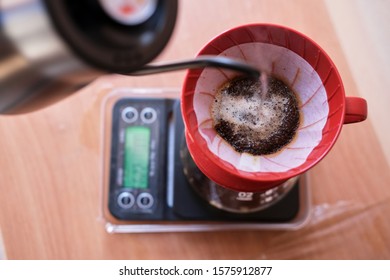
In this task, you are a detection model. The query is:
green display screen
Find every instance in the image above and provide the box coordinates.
[123,126,151,189]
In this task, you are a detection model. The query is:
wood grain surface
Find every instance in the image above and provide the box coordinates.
[0,0,389,259]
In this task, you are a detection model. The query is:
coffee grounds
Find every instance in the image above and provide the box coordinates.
[211,76,300,155]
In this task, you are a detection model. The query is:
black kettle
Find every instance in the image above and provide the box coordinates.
[0,0,178,113]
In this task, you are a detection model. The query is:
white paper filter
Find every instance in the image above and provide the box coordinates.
[193,43,329,172]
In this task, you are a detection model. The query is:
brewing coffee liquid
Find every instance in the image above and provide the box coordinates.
[211,76,300,156]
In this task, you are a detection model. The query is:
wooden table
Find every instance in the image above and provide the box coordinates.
[1,0,389,259]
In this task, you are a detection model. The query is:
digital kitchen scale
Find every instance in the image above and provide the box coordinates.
[101,88,311,233]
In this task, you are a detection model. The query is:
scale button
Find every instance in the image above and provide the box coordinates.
[140,107,157,124]
[144,111,153,119]
[136,192,154,209]
[117,192,135,209]
[121,107,138,123]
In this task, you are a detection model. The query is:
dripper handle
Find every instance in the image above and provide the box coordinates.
[344,97,368,124]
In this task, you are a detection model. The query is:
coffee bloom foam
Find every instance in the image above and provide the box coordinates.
[193,43,329,172]
[212,85,291,139]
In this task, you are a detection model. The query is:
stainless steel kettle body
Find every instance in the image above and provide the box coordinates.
[0,0,178,113]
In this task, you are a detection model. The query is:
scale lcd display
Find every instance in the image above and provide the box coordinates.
[124,126,151,189]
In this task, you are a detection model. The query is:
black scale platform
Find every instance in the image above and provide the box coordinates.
[108,98,301,223]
